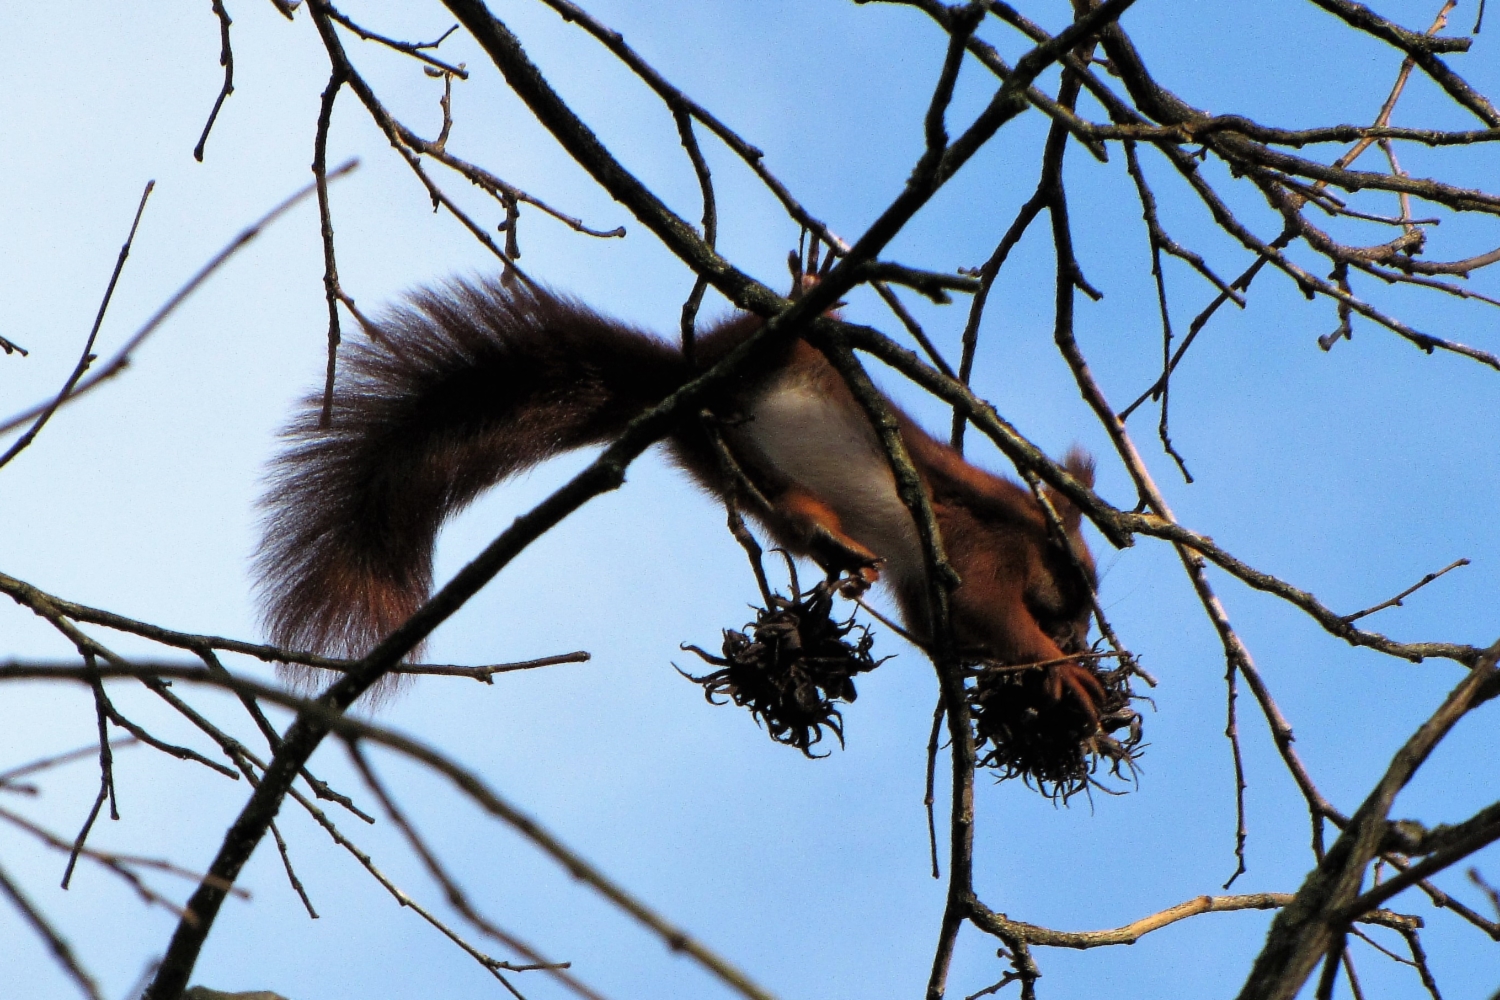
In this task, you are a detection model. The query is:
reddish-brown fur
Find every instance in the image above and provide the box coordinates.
[256,279,1100,712]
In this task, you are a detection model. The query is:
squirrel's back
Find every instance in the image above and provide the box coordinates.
[255,279,689,670]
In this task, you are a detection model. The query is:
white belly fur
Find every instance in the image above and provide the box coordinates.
[738,376,927,592]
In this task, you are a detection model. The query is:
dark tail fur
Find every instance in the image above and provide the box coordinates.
[255,280,689,670]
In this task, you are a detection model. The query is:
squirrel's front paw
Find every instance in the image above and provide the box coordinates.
[835,560,883,598]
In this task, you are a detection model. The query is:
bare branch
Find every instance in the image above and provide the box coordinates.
[0,568,579,681]
[0,163,356,438]
[4,662,784,1000]
[1237,645,1500,1000]
[0,805,247,918]
[1303,0,1499,127]
[0,738,138,789]
[0,181,153,470]
[192,0,234,162]
[973,891,1418,950]
[675,107,716,363]
[325,6,469,78]
[1342,558,1471,623]
[0,861,103,1000]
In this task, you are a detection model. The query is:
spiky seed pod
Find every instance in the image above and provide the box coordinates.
[681,578,886,757]
[969,656,1144,802]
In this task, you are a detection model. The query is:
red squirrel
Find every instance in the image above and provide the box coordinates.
[255,278,1103,714]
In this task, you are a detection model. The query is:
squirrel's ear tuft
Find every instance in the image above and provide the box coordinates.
[1045,446,1095,533]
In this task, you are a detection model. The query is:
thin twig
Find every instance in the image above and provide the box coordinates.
[1385,855,1500,940]
[0,862,103,1000]
[6,660,785,1000]
[925,697,944,880]
[1119,242,1285,422]
[1314,933,1346,1000]
[349,743,547,1000]
[0,164,357,437]
[965,972,1020,1000]
[326,6,470,78]
[0,805,247,913]
[277,761,608,1000]
[195,648,374,824]
[1472,868,1500,915]
[675,109,716,366]
[1223,655,1250,889]
[14,599,242,781]
[950,186,1048,452]
[0,738,139,788]
[63,655,119,890]
[0,567,577,681]
[1343,948,1369,1000]
[702,415,775,605]
[1347,815,1500,917]
[1397,926,1444,1000]
[1342,559,1470,623]
[375,651,591,681]
[873,282,956,379]
[307,7,530,276]
[268,819,319,919]
[1122,140,1195,481]
[193,0,235,161]
[0,181,153,470]
[1303,0,1497,128]
[529,0,861,249]
[313,65,347,429]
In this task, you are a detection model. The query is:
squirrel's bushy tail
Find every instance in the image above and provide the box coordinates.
[255,279,688,670]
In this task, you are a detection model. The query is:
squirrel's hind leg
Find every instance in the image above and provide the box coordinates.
[766,486,884,588]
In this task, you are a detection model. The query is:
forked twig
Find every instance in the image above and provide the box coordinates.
[0,164,357,438]
[0,181,153,470]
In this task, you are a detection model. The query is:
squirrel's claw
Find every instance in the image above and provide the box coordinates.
[835,560,883,598]
[1044,661,1106,724]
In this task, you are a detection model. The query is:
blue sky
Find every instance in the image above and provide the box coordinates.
[2,2,1498,999]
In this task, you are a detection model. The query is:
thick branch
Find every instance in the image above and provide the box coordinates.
[1236,645,1500,1000]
